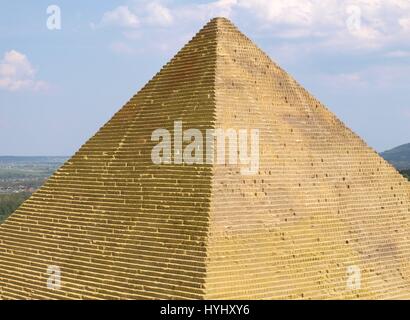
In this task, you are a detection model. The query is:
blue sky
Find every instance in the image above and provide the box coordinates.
[1,0,410,155]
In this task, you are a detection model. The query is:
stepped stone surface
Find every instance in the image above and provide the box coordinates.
[1,18,410,299]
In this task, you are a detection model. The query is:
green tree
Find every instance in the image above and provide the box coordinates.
[0,192,31,223]
[400,170,410,181]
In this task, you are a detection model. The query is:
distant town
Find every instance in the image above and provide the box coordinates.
[0,156,67,221]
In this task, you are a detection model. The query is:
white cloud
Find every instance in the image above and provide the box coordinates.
[96,0,410,58]
[95,3,174,30]
[204,0,238,18]
[385,50,410,58]
[237,0,314,26]
[158,0,410,52]
[399,17,410,31]
[237,0,410,47]
[0,50,48,92]
[146,2,174,26]
[98,6,139,29]
[230,0,410,49]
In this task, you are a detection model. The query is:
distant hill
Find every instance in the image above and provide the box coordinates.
[380,143,410,171]
[0,156,67,164]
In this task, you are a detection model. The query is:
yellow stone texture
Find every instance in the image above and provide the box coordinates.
[1,18,410,299]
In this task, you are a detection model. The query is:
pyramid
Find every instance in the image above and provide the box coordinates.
[1,18,410,300]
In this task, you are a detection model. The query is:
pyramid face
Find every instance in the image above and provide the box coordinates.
[1,18,410,300]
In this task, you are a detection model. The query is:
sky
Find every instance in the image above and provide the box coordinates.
[0,0,410,156]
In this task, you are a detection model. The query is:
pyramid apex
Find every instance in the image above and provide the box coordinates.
[208,16,236,28]
[209,16,231,22]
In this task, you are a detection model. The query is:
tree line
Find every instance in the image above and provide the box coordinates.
[0,192,31,223]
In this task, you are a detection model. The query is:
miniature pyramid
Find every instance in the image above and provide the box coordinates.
[1,18,410,300]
